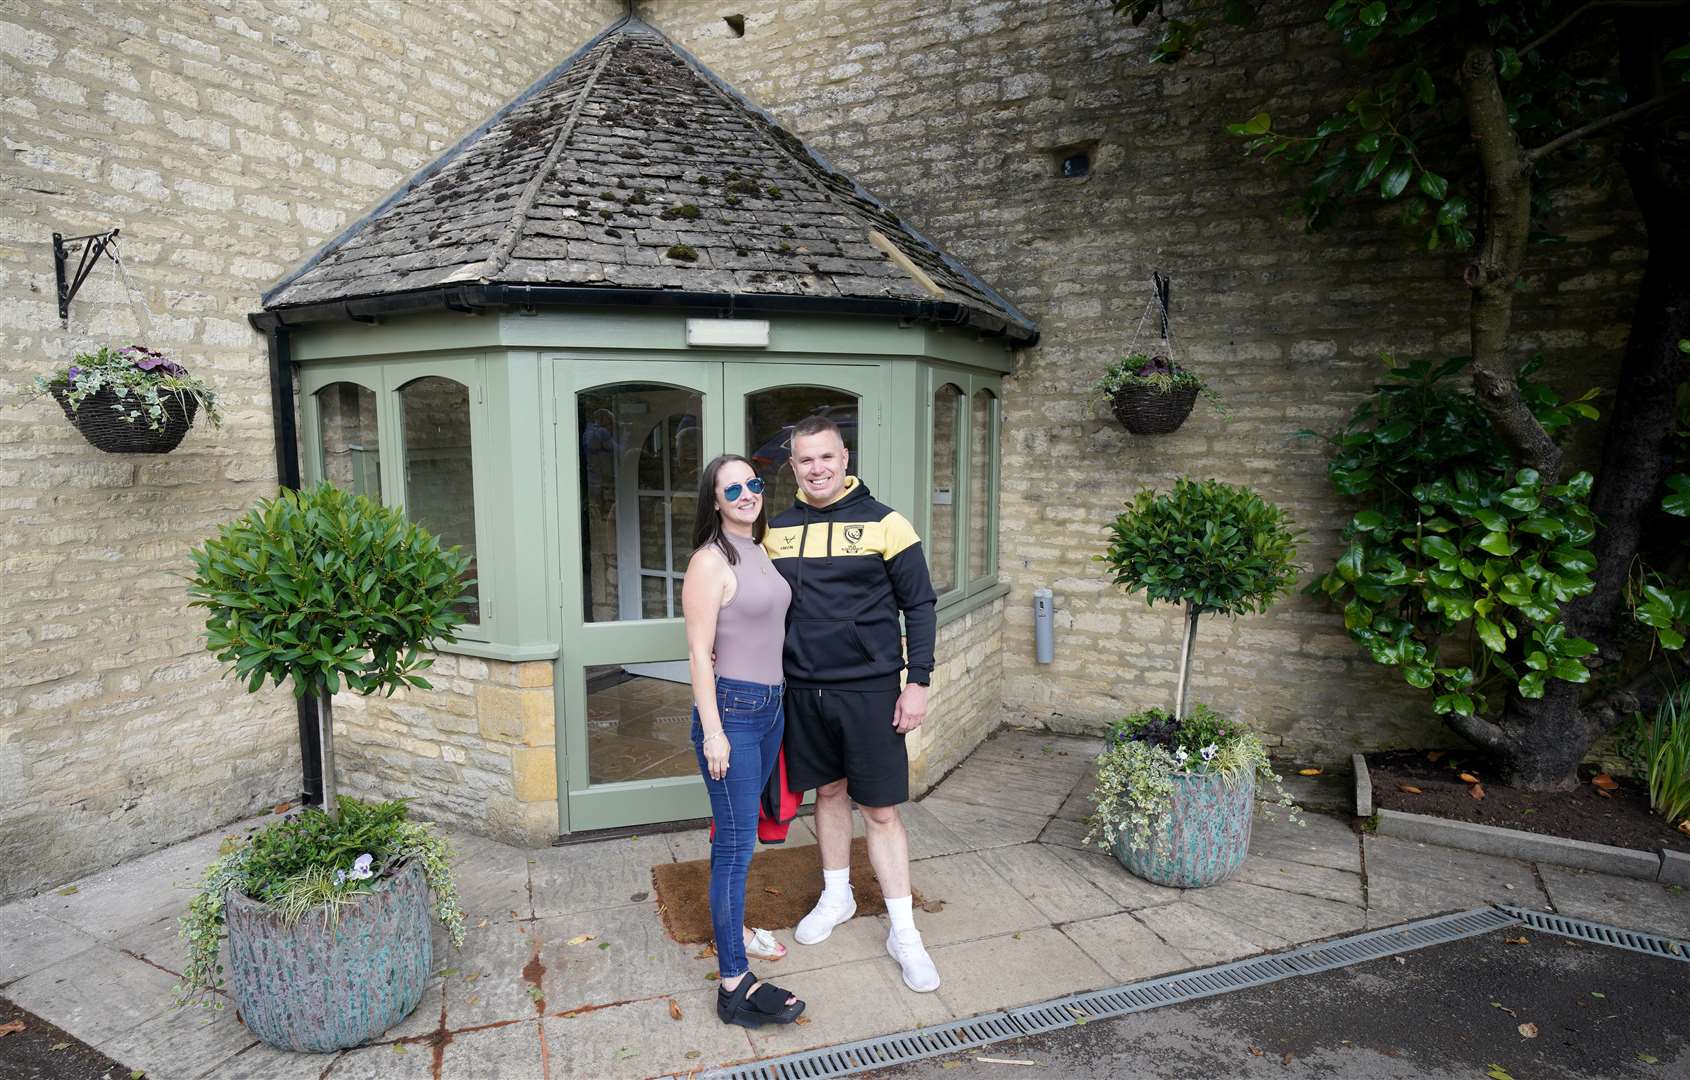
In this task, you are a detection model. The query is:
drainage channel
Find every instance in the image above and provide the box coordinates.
[694,906,1522,1080]
[1501,906,1690,962]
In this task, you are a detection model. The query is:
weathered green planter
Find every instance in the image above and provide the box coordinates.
[1113,770,1255,888]
[225,859,432,1053]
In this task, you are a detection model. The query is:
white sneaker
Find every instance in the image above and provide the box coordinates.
[794,893,856,945]
[886,927,941,992]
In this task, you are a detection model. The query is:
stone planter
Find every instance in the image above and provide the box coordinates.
[225,859,432,1053]
[1113,770,1255,887]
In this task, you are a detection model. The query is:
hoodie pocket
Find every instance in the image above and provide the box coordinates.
[791,619,875,674]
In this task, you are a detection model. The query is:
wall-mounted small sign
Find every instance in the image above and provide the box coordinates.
[686,318,770,348]
[932,487,953,505]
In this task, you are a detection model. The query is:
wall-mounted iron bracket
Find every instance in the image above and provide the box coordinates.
[53,228,122,322]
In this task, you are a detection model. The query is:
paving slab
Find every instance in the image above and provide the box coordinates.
[1061,911,1195,983]
[19,834,216,942]
[326,1030,448,1079]
[201,1041,339,1080]
[928,758,1075,819]
[762,912,895,975]
[0,903,101,986]
[114,909,195,975]
[903,850,1048,946]
[1363,834,1549,917]
[1044,843,1184,911]
[1183,880,1365,944]
[978,842,1122,924]
[529,834,677,918]
[543,989,755,1079]
[5,943,177,1046]
[1132,902,1282,966]
[917,797,1049,852]
[537,901,717,1005]
[929,927,1112,1017]
[1231,855,1364,906]
[966,729,1103,766]
[441,1018,545,1079]
[445,831,536,923]
[1248,809,1360,872]
[1539,863,1690,939]
[742,955,951,1058]
[97,1000,258,1080]
[1035,814,1093,850]
[1054,777,1095,823]
[897,798,973,861]
[435,918,544,1028]
[378,979,445,1042]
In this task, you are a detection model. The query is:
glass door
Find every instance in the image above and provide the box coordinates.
[553,359,883,833]
[555,361,722,832]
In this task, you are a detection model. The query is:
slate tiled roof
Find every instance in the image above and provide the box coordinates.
[263,18,1035,342]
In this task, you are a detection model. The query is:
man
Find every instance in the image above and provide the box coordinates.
[762,414,940,992]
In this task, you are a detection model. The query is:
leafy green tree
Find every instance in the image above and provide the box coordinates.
[187,483,471,818]
[1118,0,1690,787]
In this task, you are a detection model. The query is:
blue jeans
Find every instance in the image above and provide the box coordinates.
[691,676,784,980]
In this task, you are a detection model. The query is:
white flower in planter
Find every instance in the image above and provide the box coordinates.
[335,853,376,886]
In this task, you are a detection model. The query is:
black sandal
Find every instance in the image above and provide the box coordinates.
[717,971,806,1028]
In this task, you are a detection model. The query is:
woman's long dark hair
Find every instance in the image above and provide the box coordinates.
[692,453,766,565]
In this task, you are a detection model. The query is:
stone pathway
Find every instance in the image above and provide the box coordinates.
[2,728,1686,1080]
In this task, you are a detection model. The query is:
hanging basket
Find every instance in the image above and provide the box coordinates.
[1109,383,1199,435]
[50,384,198,454]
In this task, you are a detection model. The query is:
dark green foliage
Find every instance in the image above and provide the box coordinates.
[187,482,470,698]
[726,178,760,195]
[1099,478,1301,616]
[1307,356,1605,714]
[240,797,413,903]
[665,243,699,261]
[660,203,701,220]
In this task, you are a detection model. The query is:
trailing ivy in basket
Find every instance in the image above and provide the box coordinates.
[1085,704,1297,856]
[1093,353,1222,413]
[186,482,473,818]
[29,344,222,430]
[177,797,466,1006]
[1304,355,1607,718]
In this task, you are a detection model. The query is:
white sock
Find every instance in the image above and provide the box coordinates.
[821,866,852,906]
[885,894,915,935]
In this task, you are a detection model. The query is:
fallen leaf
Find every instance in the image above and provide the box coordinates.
[272,801,292,814]
[705,972,719,981]
[1518,1022,1538,1039]
[1470,783,1486,800]
[476,918,488,929]
[1591,991,1606,999]
[1639,1052,1660,1064]
[566,934,595,946]
[1596,787,1613,799]
[1679,819,1690,836]
[1248,1046,1265,1057]
[0,1020,24,1037]
[614,1046,637,1060]
[1592,773,1618,790]
[1504,936,1529,945]
[941,1062,962,1071]
[132,1071,146,1079]
[1012,932,1023,940]
[694,944,717,959]
[597,942,610,951]
[466,995,480,1007]
[465,972,479,984]
[393,1044,407,1054]
[434,968,458,979]
[51,1042,70,1052]
[526,986,544,1003]
[1297,768,1322,777]
[1398,784,1423,794]
[55,885,78,896]
[685,1051,702,1060]
[762,887,782,896]
[1487,1067,1517,1080]
[1426,750,1445,762]
[669,999,683,1021]
[1490,1001,1518,1017]
[795,1015,812,1026]
[920,898,946,913]
[1459,772,1480,783]
[1282,1052,1294,1065]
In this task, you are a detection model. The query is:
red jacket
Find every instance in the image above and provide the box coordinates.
[709,747,802,844]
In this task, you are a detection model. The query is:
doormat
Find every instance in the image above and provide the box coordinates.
[651,836,927,945]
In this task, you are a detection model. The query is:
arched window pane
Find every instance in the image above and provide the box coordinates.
[316,382,380,501]
[578,384,703,623]
[930,384,961,593]
[400,376,479,624]
[745,387,861,515]
[969,388,996,580]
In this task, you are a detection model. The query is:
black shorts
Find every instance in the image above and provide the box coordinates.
[782,687,907,807]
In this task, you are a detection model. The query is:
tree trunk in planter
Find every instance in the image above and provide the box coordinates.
[1174,603,1200,721]
[225,859,432,1052]
[320,692,339,820]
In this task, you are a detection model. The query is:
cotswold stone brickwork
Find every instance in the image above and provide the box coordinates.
[0,0,620,901]
[645,0,1642,760]
[332,656,558,846]
[910,597,1007,794]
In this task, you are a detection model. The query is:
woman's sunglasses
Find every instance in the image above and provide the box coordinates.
[723,477,765,502]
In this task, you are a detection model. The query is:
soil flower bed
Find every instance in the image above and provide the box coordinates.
[1368,750,1690,854]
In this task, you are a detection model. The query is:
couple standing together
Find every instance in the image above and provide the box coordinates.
[684,415,939,1028]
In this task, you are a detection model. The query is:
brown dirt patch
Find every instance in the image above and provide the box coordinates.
[651,836,926,944]
[1369,750,1690,853]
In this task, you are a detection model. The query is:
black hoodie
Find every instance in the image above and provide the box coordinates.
[762,477,937,691]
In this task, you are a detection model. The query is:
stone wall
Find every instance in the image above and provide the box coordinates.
[331,655,558,846]
[910,596,1007,794]
[642,0,1643,761]
[0,0,621,901]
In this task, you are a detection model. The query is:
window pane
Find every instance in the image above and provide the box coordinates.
[930,383,961,593]
[399,376,479,623]
[316,382,380,501]
[578,384,703,622]
[585,661,697,784]
[969,389,996,580]
[745,387,861,514]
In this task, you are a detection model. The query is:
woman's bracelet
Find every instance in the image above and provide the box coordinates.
[702,731,728,746]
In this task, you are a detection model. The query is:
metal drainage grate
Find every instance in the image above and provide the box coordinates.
[1501,906,1690,963]
[698,907,1516,1079]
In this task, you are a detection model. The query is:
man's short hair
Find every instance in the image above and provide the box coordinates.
[791,415,842,443]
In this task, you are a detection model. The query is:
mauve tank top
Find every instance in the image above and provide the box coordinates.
[713,531,791,686]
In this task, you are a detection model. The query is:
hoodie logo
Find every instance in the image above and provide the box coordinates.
[843,525,864,553]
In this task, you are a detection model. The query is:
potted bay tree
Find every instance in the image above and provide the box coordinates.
[1087,477,1302,886]
[180,482,471,1051]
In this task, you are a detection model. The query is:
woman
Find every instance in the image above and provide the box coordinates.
[683,453,805,1028]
